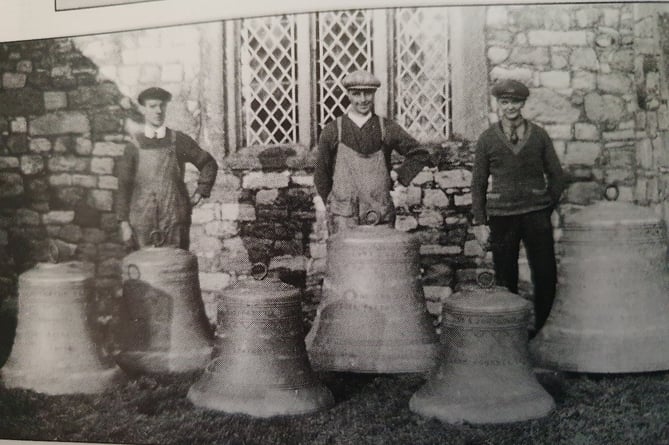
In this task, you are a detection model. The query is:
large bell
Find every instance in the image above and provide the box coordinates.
[531,189,669,373]
[1,261,124,394]
[306,214,439,373]
[410,281,555,424]
[188,269,334,417]
[115,242,213,374]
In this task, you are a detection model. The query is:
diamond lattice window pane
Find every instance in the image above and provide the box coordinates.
[240,15,298,145]
[317,10,373,128]
[395,7,451,141]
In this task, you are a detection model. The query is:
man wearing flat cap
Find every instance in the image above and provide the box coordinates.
[314,70,431,233]
[471,78,565,336]
[115,87,218,250]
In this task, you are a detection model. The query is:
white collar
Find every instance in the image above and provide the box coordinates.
[346,109,372,128]
[144,125,166,139]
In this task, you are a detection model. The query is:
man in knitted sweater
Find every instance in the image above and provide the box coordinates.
[471,79,565,336]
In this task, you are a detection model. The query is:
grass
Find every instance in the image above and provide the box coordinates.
[1,369,669,445]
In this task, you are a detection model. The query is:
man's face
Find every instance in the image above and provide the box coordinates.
[497,97,525,121]
[140,99,168,127]
[347,89,375,115]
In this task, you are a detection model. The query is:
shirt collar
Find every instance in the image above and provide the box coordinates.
[346,108,372,128]
[144,125,166,139]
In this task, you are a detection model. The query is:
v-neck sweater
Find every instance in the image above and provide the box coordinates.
[471,121,565,224]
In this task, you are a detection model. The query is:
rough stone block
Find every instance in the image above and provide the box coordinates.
[583,93,625,126]
[597,73,633,94]
[92,142,126,157]
[0,88,44,115]
[544,124,572,140]
[90,157,114,175]
[423,286,453,303]
[0,173,23,197]
[72,138,93,155]
[464,240,485,257]
[88,189,113,211]
[490,66,534,84]
[220,203,255,221]
[20,155,44,175]
[204,220,238,238]
[48,155,89,173]
[192,203,219,224]
[569,48,599,71]
[42,210,75,225]
[565,182,602,205]
[406,186,422,206]
[98,175,118,190]
[508,47,549,66]
[574,123,599,140]
[44,91,68,111]
[98,258,121,278]
[486,6,508,28]
[29,138,51,154]
[256,189,279,205]
[487,46,509,64]
[528,30,587,46]
[423,189,449,208]
[0,157,20,169]
[48,173,73,187]
[575,7,601,27]
[72,174,97,188]
[539,71,570,89]
[411,170,434,186]
[11,117,27,133]
[291,175,314,187]
[572,71,596,91]
[29,112,90,136]
[420,244,462,255]
[7,134,28,154]
[242,171,289,190]
[418,209,444,228]
[2,72,27,89]
[454,194,473,207]
[199,272,232,293]
[395,215,418,232]
[435,169,472,189]
[16,208,40,226]
[524,88,580,124]
[602,129,634,140]
[565,142,601,165]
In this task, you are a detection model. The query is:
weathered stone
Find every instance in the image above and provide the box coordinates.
[597,73,633,94]
[523,88,580,124]
[16,208,40,226]
[486,6,508,28]
[42,210,75,225]
[539,71,570,89]
[53,136,74,153]
[88,190,113,211]
[583,93,626,126]
[490,66,533,84]
[411,170,434,186]
[487,30,514,45]
[574,122,599,140]
[256,189,279,205]
[204,220,238,237]
[420,244,462,255]
[29,112,90,136]
[418,209,443,228]
[220,203,256,221]
[90,141,124,157]
[16,60,33,73]
[423,189,449,208]
[67,83,121,109]
[487,47,509,64]
[48,155,89,173]
[434,169,471,189]
[71,174,97,188]
[544,124,572,140]
[0,157,20,169]
[290,175,314,187]
[569,48,599,71]
[7,134,28,154]
[53,187,85,208]
[98,175,118,190]
[44,91,68,111]
[29,138,51,154]
[464,240,485,257]
[604,169,633,185]
[607,149,634,169]
[565,141,601,165]
[528,30,587,46]
[11,117,27,133]
[636,138,654,169]
[406,186,422,206]
[2,72,27,89]
[19,155,44,175]
[608,49,634,72]
[91,110,123,134]
[508,47,550,66]
[192,203,219,224]
[602,129,634,140]
[395,215,418,232]
[58,224,82,243]
[454,194,473,207]
[199,272,232,293]
[575,7,601,27]
[544,8,571,30]
[0,173,23,198]
[242,172,289,190]
[75,242,98,262]
[551,49,569,70]
[90,157,114,174]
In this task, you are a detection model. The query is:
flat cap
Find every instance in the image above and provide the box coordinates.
[137,87,172,105]
[342,70,381,90]
[491,79,530,100]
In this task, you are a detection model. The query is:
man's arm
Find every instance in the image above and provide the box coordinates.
[314,123,338,200]
[175,132,218,202]
[115,142,137,222]
[470,134,490,226]
[384,120,431,186]
[541,131,565,207]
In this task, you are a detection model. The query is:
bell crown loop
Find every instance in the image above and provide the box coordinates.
[149,230,166,247]
[363,210,381,226]
[251,263,269,281]
[604,183,619,201]
[476,271,495,289]
[47,239,60,264]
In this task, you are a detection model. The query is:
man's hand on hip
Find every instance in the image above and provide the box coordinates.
[120,221,133,244]
[473,224,491,250]
[190,192,203,207]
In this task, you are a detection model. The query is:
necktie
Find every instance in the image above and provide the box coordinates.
[509,125,519,144]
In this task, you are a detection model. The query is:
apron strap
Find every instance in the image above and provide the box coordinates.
[378,115,385,143]
[336,116,342,143]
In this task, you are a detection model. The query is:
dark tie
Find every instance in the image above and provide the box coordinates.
[510,125,519,144]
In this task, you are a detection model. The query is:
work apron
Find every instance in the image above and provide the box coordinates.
[326,116,395,234]
[128,132,190,249]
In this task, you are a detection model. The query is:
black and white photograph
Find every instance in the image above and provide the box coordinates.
[1,0,669,444]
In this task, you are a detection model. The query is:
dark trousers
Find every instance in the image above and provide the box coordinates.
[488,208,557,333]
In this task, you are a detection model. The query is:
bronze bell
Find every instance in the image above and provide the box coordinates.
[410,277,555,424]
[115,232,213,374]
[188,265,334,417]
[1,260,124,394]
[531,186,669,373]
[306,211,439,373]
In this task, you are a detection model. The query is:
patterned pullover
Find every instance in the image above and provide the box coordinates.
[471,121,565,225]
